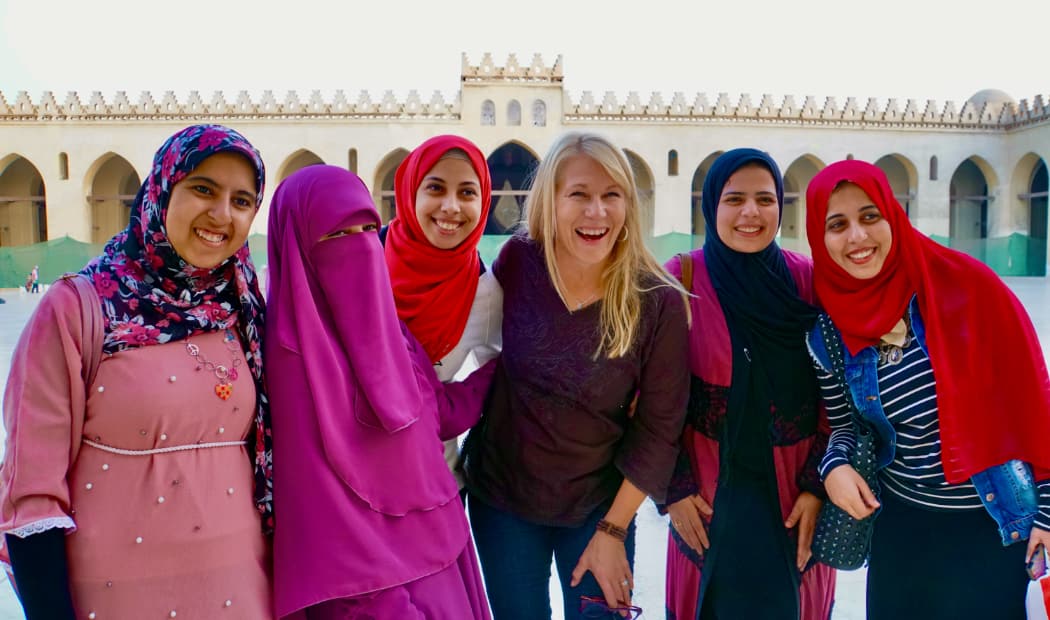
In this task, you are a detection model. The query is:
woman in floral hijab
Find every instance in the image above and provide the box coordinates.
[0,124,274,619]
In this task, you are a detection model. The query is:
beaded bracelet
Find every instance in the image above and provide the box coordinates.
[595,518,628,542]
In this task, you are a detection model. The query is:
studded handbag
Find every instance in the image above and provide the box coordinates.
[810,314,882,571]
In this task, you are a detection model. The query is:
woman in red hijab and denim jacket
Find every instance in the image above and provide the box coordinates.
[805,159,1050,619]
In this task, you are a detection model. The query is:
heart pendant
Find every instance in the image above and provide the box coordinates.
[215,383,233,401]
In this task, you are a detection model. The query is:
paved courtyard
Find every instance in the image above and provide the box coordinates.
[0,276,1046,619]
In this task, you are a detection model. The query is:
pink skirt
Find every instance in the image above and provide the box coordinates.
[289,540,490,620]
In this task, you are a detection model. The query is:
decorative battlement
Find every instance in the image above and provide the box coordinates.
[0,89,462,120]
[0,53,1047,130]
[461,53,563,84]
[562,91,1050,129]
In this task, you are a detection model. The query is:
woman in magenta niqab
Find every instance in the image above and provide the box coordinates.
[265,165,495,619]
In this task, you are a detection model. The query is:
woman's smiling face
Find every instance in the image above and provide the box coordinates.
[413,154,483,250]
[714,163,780,254]
[552,154,627,272]
[164,152,258,269]
[823,182,893,279]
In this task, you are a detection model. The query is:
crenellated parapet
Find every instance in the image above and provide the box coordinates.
[461,52,563,84]
[0,88,462,120]
[564,91,1050,130]
[1,52,1047,130]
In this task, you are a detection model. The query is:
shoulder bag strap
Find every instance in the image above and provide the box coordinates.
[59,274,103,389]
[676,251,693,289]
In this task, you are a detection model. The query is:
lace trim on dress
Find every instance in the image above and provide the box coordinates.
[5,516,76,539]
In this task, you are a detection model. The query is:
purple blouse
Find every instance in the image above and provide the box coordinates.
[464,235,689,526]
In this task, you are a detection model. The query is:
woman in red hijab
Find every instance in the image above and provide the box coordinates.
[383,135,502,491]
[805,159,1050,619]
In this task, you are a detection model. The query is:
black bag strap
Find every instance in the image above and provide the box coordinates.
[817,314,878,440]
[817,315,866,423]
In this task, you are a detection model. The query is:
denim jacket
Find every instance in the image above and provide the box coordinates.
[807,295,1038,546]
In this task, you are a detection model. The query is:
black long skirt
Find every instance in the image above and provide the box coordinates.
[700,469,800,620]
[866,489,1029,620]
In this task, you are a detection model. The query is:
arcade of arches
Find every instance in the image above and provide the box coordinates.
[2,55,1049,275]
[3,144,1047,276]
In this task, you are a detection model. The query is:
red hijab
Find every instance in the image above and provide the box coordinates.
[384,135,492,362]
[806,160,1050,482]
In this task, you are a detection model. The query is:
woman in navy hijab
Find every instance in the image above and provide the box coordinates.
[662,149,836,619]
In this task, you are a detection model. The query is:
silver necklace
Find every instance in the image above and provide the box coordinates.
[572,292,598,311]
[185,328,242,400]
[877,334,913,366]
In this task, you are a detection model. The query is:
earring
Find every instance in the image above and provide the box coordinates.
[619,227,629,242]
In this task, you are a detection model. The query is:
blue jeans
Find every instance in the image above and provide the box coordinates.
[468,494,636,620]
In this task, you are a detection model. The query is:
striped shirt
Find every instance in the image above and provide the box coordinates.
[817,332,1050,530]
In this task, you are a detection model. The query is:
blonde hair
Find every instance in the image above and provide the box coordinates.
[525,131,687,359]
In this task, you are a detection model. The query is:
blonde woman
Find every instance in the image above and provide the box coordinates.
[462,132,689,620]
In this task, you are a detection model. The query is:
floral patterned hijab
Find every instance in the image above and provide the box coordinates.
[79,124,274,531]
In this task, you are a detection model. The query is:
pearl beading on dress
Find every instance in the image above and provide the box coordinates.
[82,438,246,456]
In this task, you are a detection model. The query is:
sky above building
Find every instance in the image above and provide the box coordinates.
[1,0,1046,108]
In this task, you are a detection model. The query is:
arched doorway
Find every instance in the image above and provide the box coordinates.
[277,149,324,184]
[372,149,409,223]
[486,142,539,234]
[873,154,917,218]
[1028,159,1048,276]
[623,150,654,238]
[87,153,140,244]
[782,155,824,253]
[949,158,993,263]
[690,152,723,238]
[0,155,47,247]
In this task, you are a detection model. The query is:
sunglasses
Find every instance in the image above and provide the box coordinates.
[579,595,643,619]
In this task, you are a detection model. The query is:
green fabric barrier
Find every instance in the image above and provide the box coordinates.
[5,231,1045,289]
[928,233,1046,277]
[0,236,104,289]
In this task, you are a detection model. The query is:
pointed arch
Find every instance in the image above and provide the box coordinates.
[623,150,654,238]
[949,155,996,264]
[1010,153,1048,276]
[690,151,724,237]
[276,149,325,184]
[0,154,47,247]
[873,154,918,218]
[372,148,410,223]
[84,152,140,244]
[781,154,826,252]
[487,141,540,234]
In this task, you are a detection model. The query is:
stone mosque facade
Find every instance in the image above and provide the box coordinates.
[1,53,1048,275]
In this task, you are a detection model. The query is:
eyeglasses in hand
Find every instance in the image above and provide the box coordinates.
[579,595,643,619]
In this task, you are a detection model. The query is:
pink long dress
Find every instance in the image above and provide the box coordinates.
[0,284,272,618]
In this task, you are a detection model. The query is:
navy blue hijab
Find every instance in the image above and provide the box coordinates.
[701,149,819,467]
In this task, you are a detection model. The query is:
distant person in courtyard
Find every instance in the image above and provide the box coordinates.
[805,159,1050,619]
[0,124,273,619]
[383,135,502,497]
[462,131,690,619]
[265,165,496,619]
[30,265,39,293]
[662,149,835,620]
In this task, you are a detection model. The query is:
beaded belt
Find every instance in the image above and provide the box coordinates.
[82,438,246,456]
